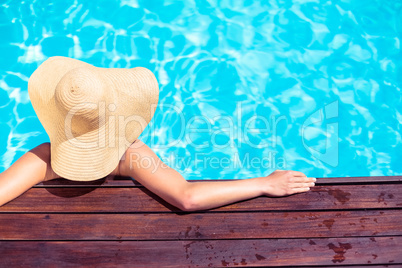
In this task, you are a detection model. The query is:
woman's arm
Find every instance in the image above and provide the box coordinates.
[0,143,60,206]
[0,143,121,207]
[0,141,315,210]
[118,140,316,211]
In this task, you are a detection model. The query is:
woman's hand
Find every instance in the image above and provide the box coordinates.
[261,170,316,197]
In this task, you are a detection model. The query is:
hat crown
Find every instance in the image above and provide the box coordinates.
[55,67,106,125]
[28,56,159,181]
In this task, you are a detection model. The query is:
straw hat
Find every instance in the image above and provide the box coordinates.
[28,56,159,181]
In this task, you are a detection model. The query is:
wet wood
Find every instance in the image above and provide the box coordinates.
[0,237,400,267]
[35,175,402,187]
[1,176,401,266]
[0,210,401,240]
[2,184,401,212]
[315,176,402,184]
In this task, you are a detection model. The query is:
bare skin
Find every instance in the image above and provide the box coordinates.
[0,140,316,211]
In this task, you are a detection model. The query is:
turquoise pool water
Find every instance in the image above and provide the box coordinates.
[0,0,401,180]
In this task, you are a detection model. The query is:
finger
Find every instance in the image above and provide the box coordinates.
[291,177,316,183]
[292,187,310,194]
[294,182,315,188]
[289,170,307,177]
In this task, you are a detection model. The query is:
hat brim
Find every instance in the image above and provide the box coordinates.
[28,56,159,181]
[51,121,120,181]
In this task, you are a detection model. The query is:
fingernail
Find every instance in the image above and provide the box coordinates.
[313,178,317,182]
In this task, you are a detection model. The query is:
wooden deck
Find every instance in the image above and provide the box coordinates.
[0,175,401,267]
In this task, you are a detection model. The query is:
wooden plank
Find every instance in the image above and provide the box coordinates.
[35,176,141,188]
[0,210,400,240]
[326,262,401,268]
[35,176,402,188]
[328,262,401,268]
[0,237,400,266]
[316,176,402,184]
[3,184,402,212]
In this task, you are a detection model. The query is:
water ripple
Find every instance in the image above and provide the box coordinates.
[0,0,401,178]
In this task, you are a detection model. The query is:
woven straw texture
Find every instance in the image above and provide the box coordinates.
[28,56,159,181]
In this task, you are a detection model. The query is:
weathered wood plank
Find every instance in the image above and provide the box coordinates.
[327,266,400,268]
[0,237,400,267]
[35,176,402,188]
[3,184,401,212]
[35,176,140,188]
[0,210,400,240]
[316,176,402,184]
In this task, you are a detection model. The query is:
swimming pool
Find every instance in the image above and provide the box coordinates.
[0,0,401,180]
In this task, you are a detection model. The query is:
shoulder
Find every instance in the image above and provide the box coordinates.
[124,139,159,161]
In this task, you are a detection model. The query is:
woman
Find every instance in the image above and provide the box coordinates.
[0,57,316,210]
